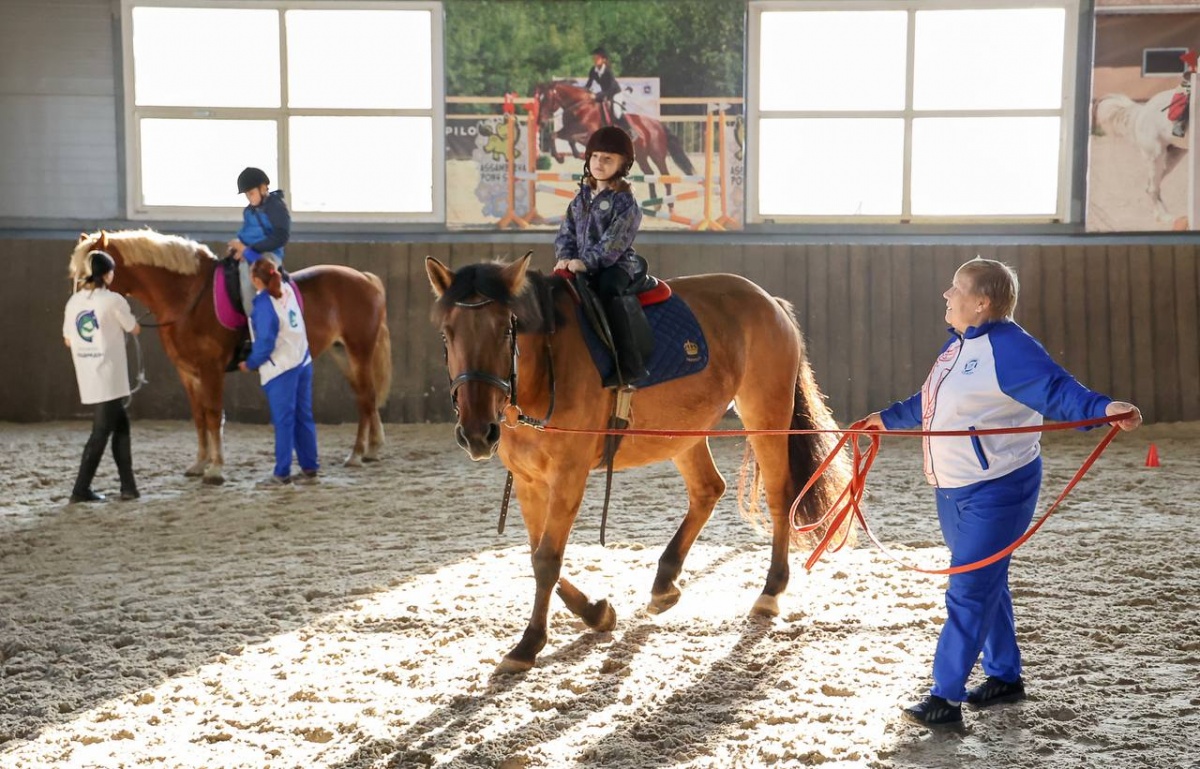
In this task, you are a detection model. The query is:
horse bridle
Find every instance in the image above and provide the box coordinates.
[443,296,555,430]
[442,286,558,537]
[445,299,519,419]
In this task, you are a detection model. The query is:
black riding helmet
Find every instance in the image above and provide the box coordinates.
[237,167,270,194]
[584,126,634,179]
[591,46,609,59]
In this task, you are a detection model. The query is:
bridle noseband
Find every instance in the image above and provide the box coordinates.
[443,292,555,430]
[445,299,519,419]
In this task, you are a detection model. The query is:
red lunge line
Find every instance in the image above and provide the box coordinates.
[519,411,1135,575]
[530,413,1122,438]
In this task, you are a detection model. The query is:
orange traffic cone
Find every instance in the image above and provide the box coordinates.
[1145,444,1160,468]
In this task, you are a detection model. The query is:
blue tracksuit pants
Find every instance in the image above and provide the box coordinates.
[930,456,1041,702]
[262,362,318,479]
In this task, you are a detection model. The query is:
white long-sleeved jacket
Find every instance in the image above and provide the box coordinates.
[880,320,1112,489]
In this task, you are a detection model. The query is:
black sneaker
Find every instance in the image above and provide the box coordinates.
[903,695,962,726]
[966,676,1026,709]
[69,489,106,504]
[119,488,140,501]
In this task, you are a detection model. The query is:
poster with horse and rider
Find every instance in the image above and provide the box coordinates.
[442,0,745,230]
[1089,1,1200,230]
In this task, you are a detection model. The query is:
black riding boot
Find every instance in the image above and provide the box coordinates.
[603,295,652,388]
[70,431,109,503]
[112,407,138,500]
[228,328,253,372]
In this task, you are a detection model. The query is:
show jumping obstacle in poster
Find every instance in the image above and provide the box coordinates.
[1089,1,1200,231]
[443,0,744,230]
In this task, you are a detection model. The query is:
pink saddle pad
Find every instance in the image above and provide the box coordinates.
[213,268,304,331]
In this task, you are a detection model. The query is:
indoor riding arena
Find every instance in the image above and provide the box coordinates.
[2,2,1199,768]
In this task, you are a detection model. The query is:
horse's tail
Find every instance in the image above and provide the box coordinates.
[665,130,696,176]
[363,271,392,408]
[778,298,853,546]
[1095,93,1137,138]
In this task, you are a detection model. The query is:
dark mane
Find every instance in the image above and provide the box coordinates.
[438,263,519,308]
[435,265,565,335]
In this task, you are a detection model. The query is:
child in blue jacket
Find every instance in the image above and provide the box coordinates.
[228,166,291,318]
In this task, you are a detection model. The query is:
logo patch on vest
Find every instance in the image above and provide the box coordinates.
[288,309,299,328]
[963,359,979,374]
[75,310,99,342]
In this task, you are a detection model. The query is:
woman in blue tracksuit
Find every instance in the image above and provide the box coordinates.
[860,258,1141,727]
[239,258,318,488]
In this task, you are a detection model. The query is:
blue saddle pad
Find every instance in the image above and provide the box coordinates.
[577,294,709,388]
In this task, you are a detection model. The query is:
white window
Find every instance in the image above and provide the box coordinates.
[121,1,444,222]
[748,1,1078,223]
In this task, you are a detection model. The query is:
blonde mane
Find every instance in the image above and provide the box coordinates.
[69,229,217,280]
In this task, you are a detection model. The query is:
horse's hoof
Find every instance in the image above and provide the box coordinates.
[362,453,381,463]
[647,587,681,615]
[202,474,225,486]
[495,656,534,675]
[184,465,205,478]
[751,594,780,618]
[343,454,363,468]
[590,600,617,633]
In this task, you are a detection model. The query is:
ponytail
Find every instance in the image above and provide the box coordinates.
[250,258,283,299]
[85,250,114,287]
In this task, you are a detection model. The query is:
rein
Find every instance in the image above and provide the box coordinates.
[123,332,149,406]
[503,412,1134,574]
[442,291,558,535]
[133,261,212,328]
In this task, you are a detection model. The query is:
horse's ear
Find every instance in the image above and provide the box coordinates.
[78,232,88,243]
[501,251,533,296]
[98,230,108,250]
[426,256,454,298]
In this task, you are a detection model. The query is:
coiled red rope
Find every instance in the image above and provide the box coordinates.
[791,413,1131,574]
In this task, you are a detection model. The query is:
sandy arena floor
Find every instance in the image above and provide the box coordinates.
[1,418,1197,768]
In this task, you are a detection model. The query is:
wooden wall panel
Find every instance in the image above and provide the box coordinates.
[1179,245,1200,422]
[1128,245,1156,419]
[1151,245,1181,419]
[1106,245,1134,402]
[4,238,1198,426]
[889,245,914,405]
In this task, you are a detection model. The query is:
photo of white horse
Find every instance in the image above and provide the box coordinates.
[1093,87,1189,226]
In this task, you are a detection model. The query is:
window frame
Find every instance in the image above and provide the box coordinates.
[1142,47,1188,77]
[746,0,1080,225]
[120,0,445,223]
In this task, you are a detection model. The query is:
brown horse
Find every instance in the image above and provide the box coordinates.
[427,255,850,673]
[532,80,697,211]
[70,230,391,483]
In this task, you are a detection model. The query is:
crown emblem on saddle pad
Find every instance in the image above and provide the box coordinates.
[683,339,700,360]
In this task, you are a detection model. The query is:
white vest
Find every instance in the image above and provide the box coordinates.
[253,283,310,385]
[63,288,137,405]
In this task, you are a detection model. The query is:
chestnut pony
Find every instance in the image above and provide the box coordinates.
[70,230,390,483]
[427,255,850,673]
